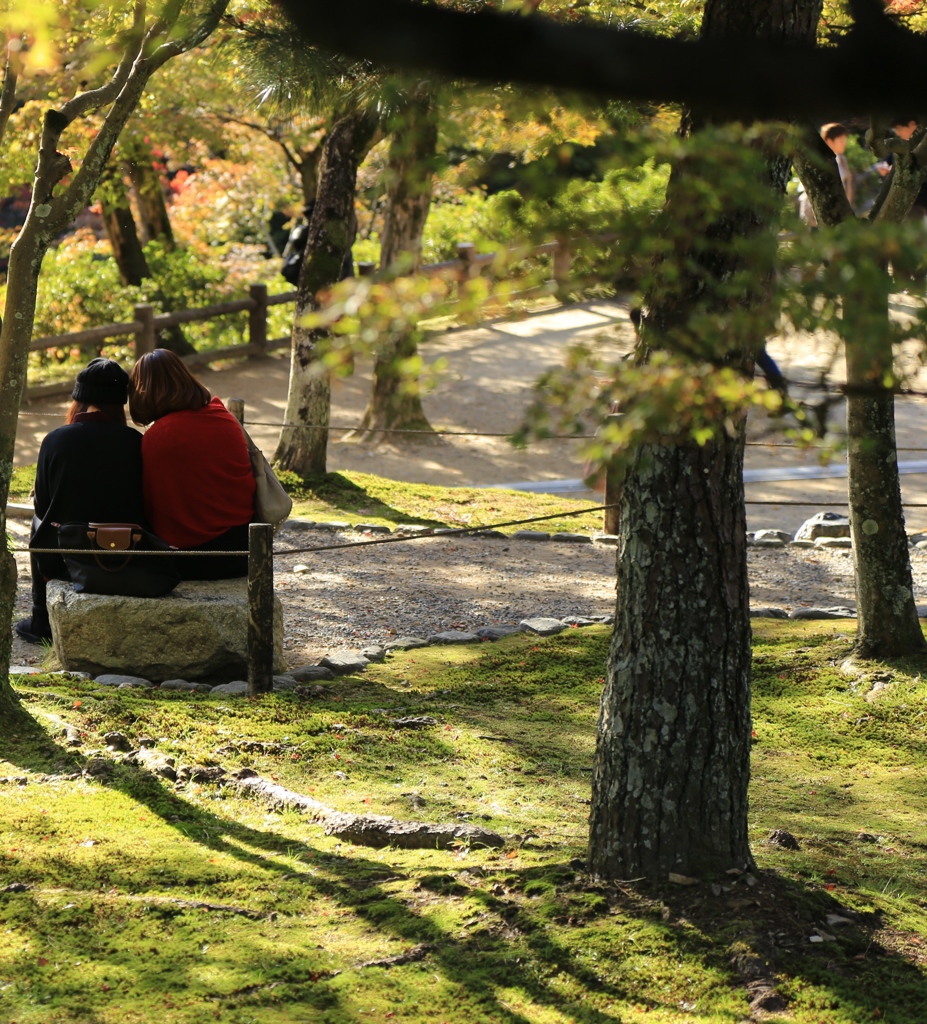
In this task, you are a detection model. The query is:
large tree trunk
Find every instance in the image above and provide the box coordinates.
[358,95,438,434]
[589,0,822,882]
[0,1,230,717]
[98,162,194,356]
[274,110,378,475]
[795,133,927,658]
[591,436,752,878]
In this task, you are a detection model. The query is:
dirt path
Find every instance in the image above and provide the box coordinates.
[15,296,927,535]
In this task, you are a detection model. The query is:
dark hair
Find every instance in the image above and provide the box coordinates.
[129,349,211,425]
[65,400,127,426]
[820,122,848,142]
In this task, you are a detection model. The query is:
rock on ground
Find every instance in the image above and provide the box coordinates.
[47,579,284,682]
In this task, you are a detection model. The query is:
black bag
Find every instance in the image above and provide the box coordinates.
[57,522,180,598]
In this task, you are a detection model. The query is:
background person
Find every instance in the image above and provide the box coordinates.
[799,122,855,226]
[17,358,145,644]
[129,349,255,580]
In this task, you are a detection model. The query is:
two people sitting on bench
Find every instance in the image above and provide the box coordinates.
[16,352,256,645]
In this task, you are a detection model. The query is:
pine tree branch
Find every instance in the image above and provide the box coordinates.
[273,0,927,117]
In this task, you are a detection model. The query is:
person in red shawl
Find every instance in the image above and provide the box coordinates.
[129,350,255,580]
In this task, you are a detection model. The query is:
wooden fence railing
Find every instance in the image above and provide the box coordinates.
[23,240,572,402]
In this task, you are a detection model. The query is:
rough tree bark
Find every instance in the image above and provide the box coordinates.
[274,110,378,475]
[357,93,438,434]
[588,0,823,881]
[795,127,927,657]
[0,1,230,711]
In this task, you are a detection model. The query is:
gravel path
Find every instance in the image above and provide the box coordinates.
[11,515,927,669]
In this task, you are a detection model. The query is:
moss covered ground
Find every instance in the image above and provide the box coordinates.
[3,622,927,1021]
[8,464,604,536]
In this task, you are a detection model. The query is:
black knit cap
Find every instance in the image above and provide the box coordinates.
[72,358,129,406]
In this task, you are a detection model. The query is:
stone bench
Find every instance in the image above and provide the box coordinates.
[46,578,284,683]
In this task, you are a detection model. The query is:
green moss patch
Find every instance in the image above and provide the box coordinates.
[3,622,927,1021]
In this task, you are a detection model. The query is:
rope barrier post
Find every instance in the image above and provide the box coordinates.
[248,284,268,356]
[227,397,245,425]
[604,413,623,537]
[248,523,275,695]
[133,304,156,360]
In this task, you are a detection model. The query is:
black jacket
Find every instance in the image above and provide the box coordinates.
[31,412,146,577]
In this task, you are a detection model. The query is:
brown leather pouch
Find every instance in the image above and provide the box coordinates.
[88,523,143,551]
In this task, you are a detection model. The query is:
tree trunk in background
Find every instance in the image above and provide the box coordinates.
[100,163,150,287]
[795,135,927,658]
[126,144,175,250]
[296,141,324,208]
[99,162,194,356]
[359,95,438,433]
[844,284,926,657]
[274,110,378,475]
[589,0,823,882]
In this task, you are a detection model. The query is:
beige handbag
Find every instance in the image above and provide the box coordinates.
[238,425,292,529]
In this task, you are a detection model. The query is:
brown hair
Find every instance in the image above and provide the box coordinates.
[129,349,211,425]
[820,122,848,143]
[65,400,127,425]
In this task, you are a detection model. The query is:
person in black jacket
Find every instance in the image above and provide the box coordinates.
[16,358,146,644]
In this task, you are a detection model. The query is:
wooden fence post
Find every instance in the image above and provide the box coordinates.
[248,523,275,695]
[604,412,623,537]
[133,304,155,360]
[553,241,571,286]
[457,242,477,282]
[227,397,245,425]
[248,284,268,356]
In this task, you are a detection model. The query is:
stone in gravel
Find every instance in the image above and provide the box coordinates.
[279,519,317,532]
[750,538,786,548]
[384,636,429,651]
[908,531,927,545]
[390,716,439,728]
[520,617,565,636]
[292,564,310,574]
[8,666,40,675]
[513,530,550,541]
[395,524,433,535]
[591,614,615,625]
[551,533,592,544]
[767,828,800,851]
[917,605,927,618]
[427,630,480,645]
[103,731,132,752]
[476,625,523,640]
[753,529,792,543]
[95,674,153,688]
[313,521,350,531]
[561,616,598,627]
[750,607,789,619]
[789,606,856,620]
[471,530,506,539]
[353,523,392,535]
[794,511,850,542]
[210,680,250,694]
[361,646,387,662]
[288,665,335,682]
[814,537,852,548]
[593,534,619,546]
[272,674,299,691]
[788,539,816,548]
[159,679,212,693]
[917,541,927,551]
[320,652,370,675]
